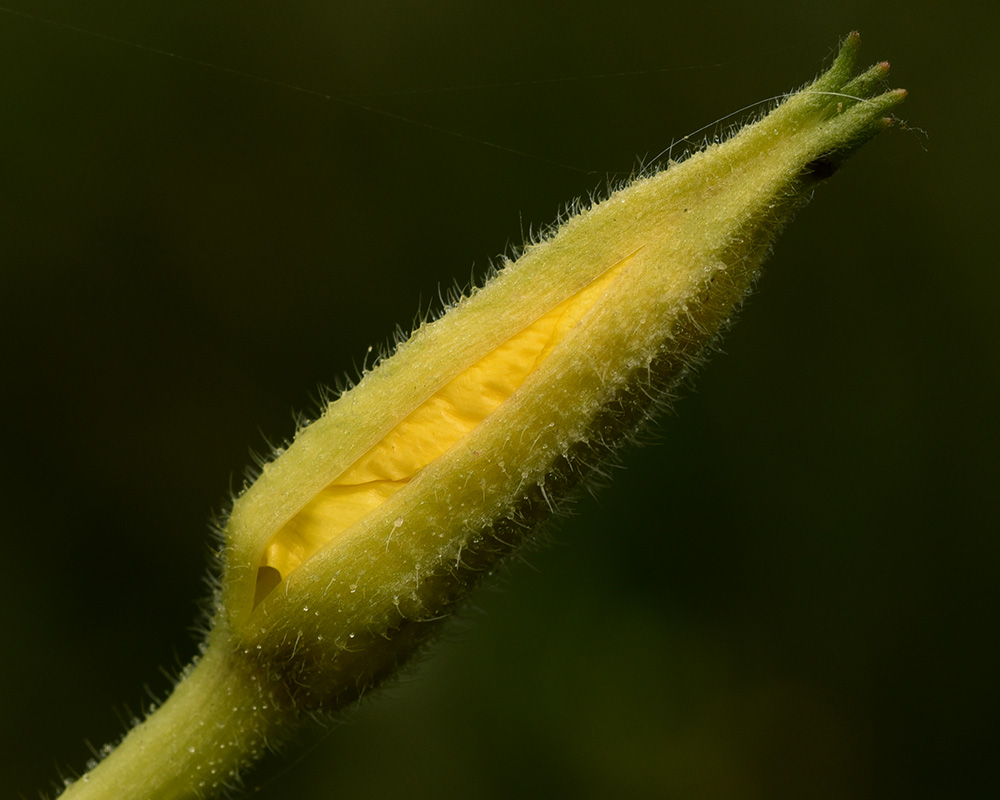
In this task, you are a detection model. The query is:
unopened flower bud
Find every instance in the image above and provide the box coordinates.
[60,33,907,800]
[218,32,905,711]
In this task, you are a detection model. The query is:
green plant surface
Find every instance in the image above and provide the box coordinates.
[40,33,909,800]
[3,4,998,800]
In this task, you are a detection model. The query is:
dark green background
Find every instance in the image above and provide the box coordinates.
[2,2,995,798]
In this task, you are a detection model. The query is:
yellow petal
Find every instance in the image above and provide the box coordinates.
[256,249,636,594]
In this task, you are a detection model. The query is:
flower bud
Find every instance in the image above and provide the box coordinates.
[215,32,905,712]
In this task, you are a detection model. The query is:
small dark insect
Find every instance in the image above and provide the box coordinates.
[804,153,841,180]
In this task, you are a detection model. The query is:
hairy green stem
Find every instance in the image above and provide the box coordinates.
[60,628,291,799]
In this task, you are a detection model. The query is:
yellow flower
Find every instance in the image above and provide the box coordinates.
[59,32,907,800]
[215,32,906,709]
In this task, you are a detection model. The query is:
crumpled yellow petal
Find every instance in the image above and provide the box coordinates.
[256,249,635,595]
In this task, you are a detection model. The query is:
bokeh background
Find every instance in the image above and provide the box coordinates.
[2,1,995,798]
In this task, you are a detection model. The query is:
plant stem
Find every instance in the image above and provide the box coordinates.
[59,635,287,800]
